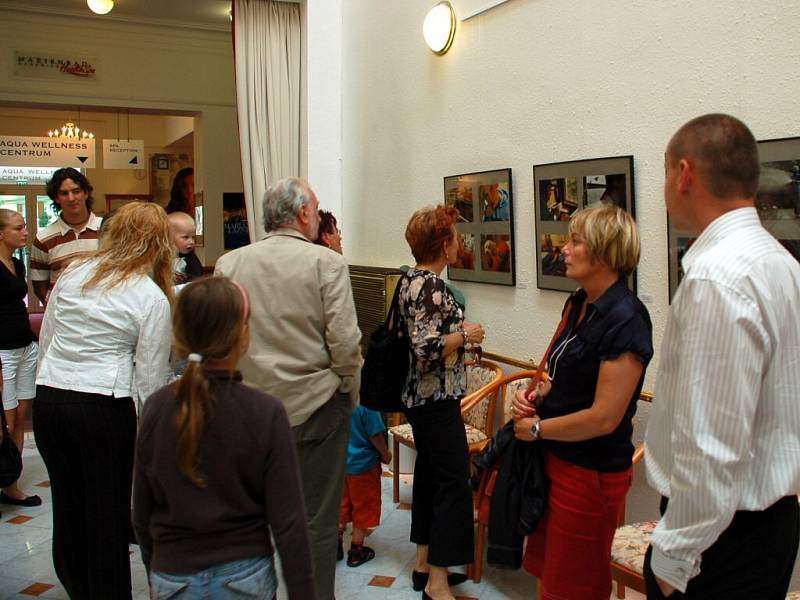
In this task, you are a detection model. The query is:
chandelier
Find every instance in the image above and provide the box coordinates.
[47,122,94,140]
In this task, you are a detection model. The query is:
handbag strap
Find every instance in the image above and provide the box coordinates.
[386,272,407,333]
[526,297,574,394]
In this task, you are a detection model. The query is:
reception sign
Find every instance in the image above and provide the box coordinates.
[0,135,96,168]
[102,139,144,169]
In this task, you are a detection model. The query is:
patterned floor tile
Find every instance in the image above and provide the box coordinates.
[368,575,395,588]
[19,582,54,596]
[7,515,33,524]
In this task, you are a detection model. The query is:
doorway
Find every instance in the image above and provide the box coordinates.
[0,187,59,312]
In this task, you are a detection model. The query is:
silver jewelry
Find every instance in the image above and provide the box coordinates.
[530,417,542,441]
[460,329,469,345]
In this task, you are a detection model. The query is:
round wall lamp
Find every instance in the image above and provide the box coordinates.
[87,0,114,15]
[423,1,456,55]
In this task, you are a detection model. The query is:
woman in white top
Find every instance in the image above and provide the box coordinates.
[34,202,173,600]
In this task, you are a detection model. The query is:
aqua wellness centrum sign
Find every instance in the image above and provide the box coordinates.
[0,136,96,169]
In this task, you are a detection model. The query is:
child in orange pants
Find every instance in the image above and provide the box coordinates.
[338,406,392,567]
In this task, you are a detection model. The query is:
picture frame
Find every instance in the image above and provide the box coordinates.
[667,137,800,301]
[156,157,170,170]
[533,155,635,292]
[445,168,515,286]
[666,216,695,301]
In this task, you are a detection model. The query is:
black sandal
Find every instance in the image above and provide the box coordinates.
[346,545,375,567]
[0,492,42,507]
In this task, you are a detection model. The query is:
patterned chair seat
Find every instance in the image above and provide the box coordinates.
[389,422,487,446]
[610,520,657,574]
[786,592,800,600]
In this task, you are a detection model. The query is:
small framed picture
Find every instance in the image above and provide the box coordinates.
[533,155,636,293]
[445,168,515,286]
[156,158,169,170]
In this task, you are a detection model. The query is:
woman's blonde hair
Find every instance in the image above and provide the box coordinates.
[171,277,248,487]
[0,208,20,229]
[569,205,640,276]
[81,202,174,303]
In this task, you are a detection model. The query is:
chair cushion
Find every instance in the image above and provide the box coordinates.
[465,424,487,445]
[389,423,414,442]
[389,422,486,446]
[610,520,657,574]
[786,592,800,600]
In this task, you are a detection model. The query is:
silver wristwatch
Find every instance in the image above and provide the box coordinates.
[530,417,542,441]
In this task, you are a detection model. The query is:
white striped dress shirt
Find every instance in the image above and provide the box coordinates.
[645,207,800,592]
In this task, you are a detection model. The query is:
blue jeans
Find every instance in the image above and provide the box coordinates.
[150,556,276,600]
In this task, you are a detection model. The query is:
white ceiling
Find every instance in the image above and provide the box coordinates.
[0,0,261,32]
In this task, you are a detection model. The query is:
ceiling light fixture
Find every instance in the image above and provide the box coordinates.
[87,0,114,15]
[423,1,456,55]
[46,108,94,140]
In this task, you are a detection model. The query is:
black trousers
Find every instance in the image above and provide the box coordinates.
[406,398,474,567]
[644,494,799,600]
[33,385,136,600]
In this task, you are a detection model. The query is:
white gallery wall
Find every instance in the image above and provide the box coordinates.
[340,0,800,390]
[0,9,242,264]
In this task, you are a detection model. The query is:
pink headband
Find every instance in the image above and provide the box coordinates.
[230,280,250,320]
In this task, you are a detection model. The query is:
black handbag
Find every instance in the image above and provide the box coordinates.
[0,404,22,488]
[359,277,409,413]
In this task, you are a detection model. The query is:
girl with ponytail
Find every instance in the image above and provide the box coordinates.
[133,277,316,600]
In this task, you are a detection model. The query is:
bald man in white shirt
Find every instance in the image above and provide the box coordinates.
[644,114,800,599]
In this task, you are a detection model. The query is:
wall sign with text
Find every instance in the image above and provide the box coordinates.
[14,51,98,80]
[0,136,95,169]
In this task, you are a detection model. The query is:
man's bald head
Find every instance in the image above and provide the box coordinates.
[667,113,760,200]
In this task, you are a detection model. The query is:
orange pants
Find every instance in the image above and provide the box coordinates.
[339,463,382,530]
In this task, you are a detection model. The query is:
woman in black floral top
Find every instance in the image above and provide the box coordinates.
[399,206,485,600]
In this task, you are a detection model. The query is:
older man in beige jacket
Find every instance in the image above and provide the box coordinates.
[215,177,362,600]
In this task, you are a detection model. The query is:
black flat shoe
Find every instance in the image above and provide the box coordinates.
[412,570,468,591]
[0,492,42,507]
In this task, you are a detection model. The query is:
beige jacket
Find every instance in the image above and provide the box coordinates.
[215,228,362,426]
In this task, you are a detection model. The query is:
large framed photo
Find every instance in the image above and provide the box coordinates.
[533,156,635,292]
[445,168,515,286]
[667,137,800,301]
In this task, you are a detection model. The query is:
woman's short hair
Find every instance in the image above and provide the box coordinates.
[314,210,337,246]
[568,205,640,276]
[0,208,20,229]
[405,205,458,264]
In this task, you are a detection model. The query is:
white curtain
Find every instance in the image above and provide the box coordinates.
[233,0,301,241]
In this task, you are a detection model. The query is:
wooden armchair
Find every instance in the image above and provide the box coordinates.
[389,360,504,504]
[470,368,538,583]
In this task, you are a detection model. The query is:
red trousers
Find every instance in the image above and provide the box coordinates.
[523,452,631,600]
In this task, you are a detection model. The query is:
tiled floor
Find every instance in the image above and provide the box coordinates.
[0,434,645,599]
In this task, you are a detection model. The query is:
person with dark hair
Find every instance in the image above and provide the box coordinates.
[34,202,173,600]
[398,205,485,600]
[214,177,361,600]
[133,277,315,600]
[31,167,102,304]
[166,167,195,215]
[314,210,343,253]
[644,114,800,599]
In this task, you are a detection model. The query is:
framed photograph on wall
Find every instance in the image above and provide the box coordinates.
[445,168,515,286]
[666,217,696,301]
[667,137,800,302]
[534,155,635,292]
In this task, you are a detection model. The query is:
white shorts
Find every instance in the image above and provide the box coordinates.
[1,342,38,410]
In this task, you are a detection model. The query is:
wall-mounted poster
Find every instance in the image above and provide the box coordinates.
[445,168,515,286]
[533,156,635,293]
[223,192,250,250]
[668,137,800,301]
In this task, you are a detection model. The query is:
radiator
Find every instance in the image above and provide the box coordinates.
[349,265,403,351]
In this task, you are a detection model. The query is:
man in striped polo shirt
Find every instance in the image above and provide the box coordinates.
[31,168,103,305]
